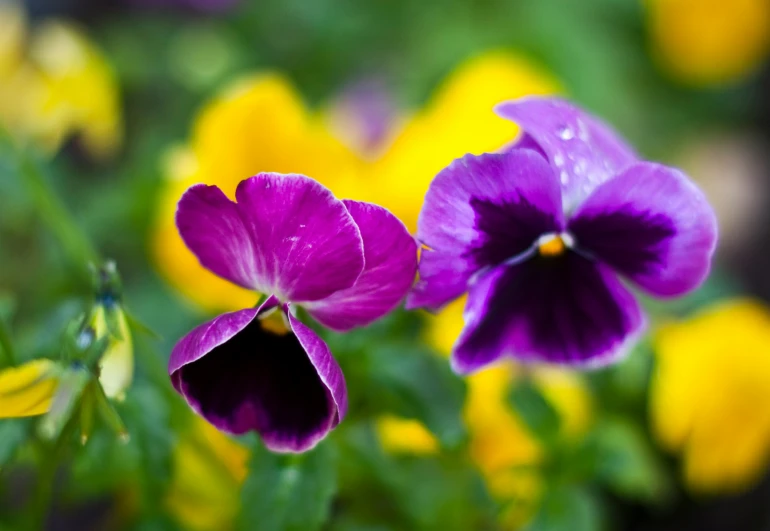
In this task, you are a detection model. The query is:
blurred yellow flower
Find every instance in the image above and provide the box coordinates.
[0,359,59,418]
[152,75,362,312]
[90,303,134,401]
[423,297,593,528]
[464,364,592,526]
[153,51,558,311]
[166,416,249,531]
[646,0,770,86]
[0,0,25,79]
[651,299,770,493]
[375,414,439,455]
[367,51,560,232]
[0,1,121,158]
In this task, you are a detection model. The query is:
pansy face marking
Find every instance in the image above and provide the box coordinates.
[408,97,717,373]
[169,173,417,452]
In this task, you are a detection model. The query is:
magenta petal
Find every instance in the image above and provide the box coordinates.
[234,173,365,302]
[452,253,645,373]
[176,184,262,290]
[306,200,417,331]
[169,303,344,453]
[407,150,564,311]
[569,162,718,297]
[495,97,637,208]
[287,311,348,422]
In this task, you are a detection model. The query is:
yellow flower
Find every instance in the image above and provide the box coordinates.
[464,365,592,490]
[0,1,121,158]
[646,0,770,86]
[367,51,560,232]
[423,298,593,528]
[152,75,362,312]
[89,303,134,401]
[375,415,439,455]
[0,359,59,418]
[166,416,249,531]
[152,51,559,311]
[0,0,25,78]
[650,299,770,493]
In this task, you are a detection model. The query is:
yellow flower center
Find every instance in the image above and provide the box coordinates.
[259,308,290,335]
[538,234,567,257]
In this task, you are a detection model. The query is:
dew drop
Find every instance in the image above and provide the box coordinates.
[560,171,569,185]
[558,125,575,140]
[553,153,565,167]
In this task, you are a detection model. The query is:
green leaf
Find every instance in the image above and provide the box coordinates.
[123,309,162,341]
[590,418,673,504]
[119,383,174,507]
[69,383,173,505]
[508,379,561,445]
[366,344,466,448]
[94,382,128,439]
[0,419,29,467]
[237,440,338,531]
[0,293,15,323]
[335,423,496,531]
[526,486,603,531]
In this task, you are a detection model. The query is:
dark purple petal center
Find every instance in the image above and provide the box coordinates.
[467,194,560,267]
[453,250,644,371]
[177,316,335,451]
[570,208,676,277]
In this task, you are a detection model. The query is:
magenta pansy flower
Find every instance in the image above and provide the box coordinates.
[169,173,417,452]
[408,97,718,372]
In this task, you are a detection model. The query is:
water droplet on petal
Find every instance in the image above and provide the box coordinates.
[560,171,569,185]
[574,159,588,176]
[558,125,575,140]
[553,153,565,167]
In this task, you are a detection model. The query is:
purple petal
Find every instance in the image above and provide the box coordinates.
[169,302,345,453]
[306,200,417,331]
[234,173,365,302]
[287,311,347,422]
[512,133,548,159]
[495,97,637,208]
[452,252,645,373]
[176,184,262,290]
[407,149,563,311]
[569,162,718,298]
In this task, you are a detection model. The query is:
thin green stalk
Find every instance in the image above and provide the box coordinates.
[28,405,79,530]
[0,126,100,275]
[0,318,17,366]
[16,150,101,273]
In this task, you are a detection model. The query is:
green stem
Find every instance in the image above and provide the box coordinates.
[0,317,17,366]
[134,337,178,402]
[16,150,101,274]
[28,415,78,531]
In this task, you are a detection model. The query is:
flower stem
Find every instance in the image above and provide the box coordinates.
[0,317,17,366]
[16,150,101,274]
[1,127,101,277]
[28,415,78,530]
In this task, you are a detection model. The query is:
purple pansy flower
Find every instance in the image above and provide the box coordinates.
[169,173,417,452]
[408,97,718,372]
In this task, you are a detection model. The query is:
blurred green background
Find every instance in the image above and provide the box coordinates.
[1,0,770,529]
